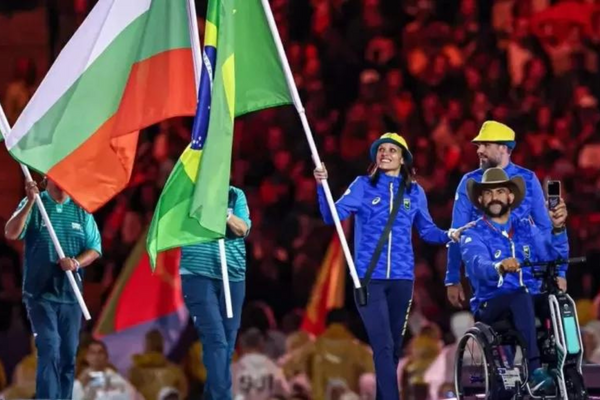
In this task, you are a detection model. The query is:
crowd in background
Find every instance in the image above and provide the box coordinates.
[1,0,600,399]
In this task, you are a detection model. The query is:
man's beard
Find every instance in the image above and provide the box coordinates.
[484,200,511,218]
[480,158,500,170]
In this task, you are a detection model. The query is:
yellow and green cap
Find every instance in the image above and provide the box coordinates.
[472,121,516,149]
[369,132,413,164]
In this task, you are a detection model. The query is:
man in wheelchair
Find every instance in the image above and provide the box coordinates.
[459,168,569,394]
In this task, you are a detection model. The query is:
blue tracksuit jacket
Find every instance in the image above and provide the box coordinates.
[459,214,569,313]
[317,173,450,280]
[446,163,553,285]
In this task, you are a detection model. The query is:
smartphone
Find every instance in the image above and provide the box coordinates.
[547,180,561,210]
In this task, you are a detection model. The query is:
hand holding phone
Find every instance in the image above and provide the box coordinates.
[547,180,561,210]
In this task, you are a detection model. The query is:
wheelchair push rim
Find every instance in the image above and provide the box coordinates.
[455,331,492,399]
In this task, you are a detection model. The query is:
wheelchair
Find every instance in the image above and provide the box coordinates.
[454,257,588,400]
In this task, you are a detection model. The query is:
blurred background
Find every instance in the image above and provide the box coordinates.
[0,0,600,399]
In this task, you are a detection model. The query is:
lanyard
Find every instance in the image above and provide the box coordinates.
[482,217,514,239]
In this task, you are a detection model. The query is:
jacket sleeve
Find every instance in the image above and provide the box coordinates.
[317,177,364,225]
[233,189,251,228]
[12,197,32,241]
[460,231,504,286]
[446,176,472,285]
[231,188,252,238]
[528,174,553,234]
[530,223,569,278]
[414,185,450,244]
[84,212,103,255]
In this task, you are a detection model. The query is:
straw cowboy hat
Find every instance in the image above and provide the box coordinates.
[369,132,413,164]
[466,167,525,211]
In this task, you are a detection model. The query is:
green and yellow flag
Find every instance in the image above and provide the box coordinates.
[147,0,292,268]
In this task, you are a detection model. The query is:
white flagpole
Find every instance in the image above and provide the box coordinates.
[0,107,91,320]
[186,0,233,318]
[219,238,233,318]
[258,0,361,289]
[186,0,202,88]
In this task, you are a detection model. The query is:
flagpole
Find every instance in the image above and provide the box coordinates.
[186,0,233,318]
[0,107,91,320]
[258,0,361,290]
[186,0,202,88]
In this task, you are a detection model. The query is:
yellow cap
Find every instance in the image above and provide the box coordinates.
[370,132,413,163]
[472,121,516,143]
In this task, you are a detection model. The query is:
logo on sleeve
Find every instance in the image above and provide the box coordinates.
[494,250,502,259]
[403,198,411,210]
[523,245,530,259]
[372,197,381,205]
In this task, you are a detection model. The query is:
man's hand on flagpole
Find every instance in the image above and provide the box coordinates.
[25,180,40,202]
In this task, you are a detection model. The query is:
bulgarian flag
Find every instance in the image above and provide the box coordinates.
[3,0,197,212]
[146,0,292,267]
[301,230,347,336]
[93,232,187,373]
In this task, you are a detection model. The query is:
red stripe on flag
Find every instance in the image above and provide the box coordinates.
[94,232,184,337]
[115,248,184,331]
[301,232,345,336]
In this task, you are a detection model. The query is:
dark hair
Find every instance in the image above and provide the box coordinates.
[368,163,414,190]
[241,301,277,333]
[87,339,109,355]
[145,329,164,353]
[239,328,265,350]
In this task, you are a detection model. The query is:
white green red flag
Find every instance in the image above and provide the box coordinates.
[4,0,197,211]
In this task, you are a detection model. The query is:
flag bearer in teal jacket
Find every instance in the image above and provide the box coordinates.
[5,178,102,400]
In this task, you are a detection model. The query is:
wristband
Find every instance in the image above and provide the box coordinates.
[72,258,81,270]
[552,226,566,235]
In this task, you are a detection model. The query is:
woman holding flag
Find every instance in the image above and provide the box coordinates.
[313,133,466,399]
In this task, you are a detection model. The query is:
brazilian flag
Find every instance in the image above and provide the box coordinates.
[147,0,292,268]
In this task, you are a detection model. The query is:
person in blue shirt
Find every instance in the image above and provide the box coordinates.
[313,133,465,400]
[446,120,554,308]
[179,186,250,400]
[459,167,568,392]
[5,177,102,400]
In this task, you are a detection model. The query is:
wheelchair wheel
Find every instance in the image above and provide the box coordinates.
[454,330,495,399]
[564,368,588,400]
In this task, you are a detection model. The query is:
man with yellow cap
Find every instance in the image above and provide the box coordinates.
[445,121,555,308]
[314,133,466,400]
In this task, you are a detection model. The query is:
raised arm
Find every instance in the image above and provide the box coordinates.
[530,198,569,282]
[4,181,38,240]
[314,163,364,224]
[528,174,552,234]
